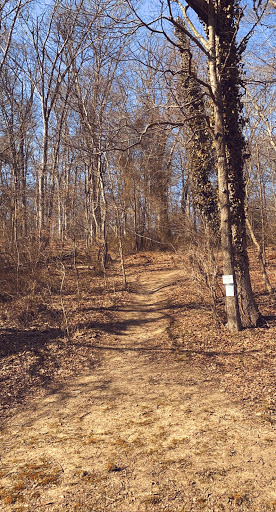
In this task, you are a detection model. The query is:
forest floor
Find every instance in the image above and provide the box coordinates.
[0,250,276,512]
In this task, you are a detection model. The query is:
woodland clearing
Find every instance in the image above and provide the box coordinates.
[0,250,276,512]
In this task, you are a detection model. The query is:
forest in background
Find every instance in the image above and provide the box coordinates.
[0,0,275,324]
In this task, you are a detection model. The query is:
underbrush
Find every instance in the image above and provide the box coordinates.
[0,241,126,417]
[0,239,119,332]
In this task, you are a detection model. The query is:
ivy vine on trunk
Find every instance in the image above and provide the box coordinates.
[218,0,263,326]
[176,23,219,234]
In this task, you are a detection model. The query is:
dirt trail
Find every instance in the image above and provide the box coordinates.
[0,268,275,511]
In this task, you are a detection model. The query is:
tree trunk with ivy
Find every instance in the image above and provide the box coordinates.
[218,0,263,326]
[185,0,262,327]
[176,25,219,235]
[207,0,242,331]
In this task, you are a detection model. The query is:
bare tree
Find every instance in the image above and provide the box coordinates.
[68,0,132,269]
[0,0,33,72]
[0,64,34,243]
[18,0,95,240]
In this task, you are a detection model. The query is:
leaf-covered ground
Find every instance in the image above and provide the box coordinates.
[0,251,275,511]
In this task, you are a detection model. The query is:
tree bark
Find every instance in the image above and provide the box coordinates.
[217,0,262,326]
[208,0,241,331]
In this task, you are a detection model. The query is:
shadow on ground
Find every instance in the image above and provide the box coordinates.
[0,327,63,358]
[0,326,100,420]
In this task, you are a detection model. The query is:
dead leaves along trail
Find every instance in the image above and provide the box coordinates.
[0,261,276,511]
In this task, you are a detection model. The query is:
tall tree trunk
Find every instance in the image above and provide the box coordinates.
[99,164,108,273]
[38,116,48,240]
[256,146,267,261]
[208,0,241,331]
[218,0,262,326]
[19,138,27,238]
